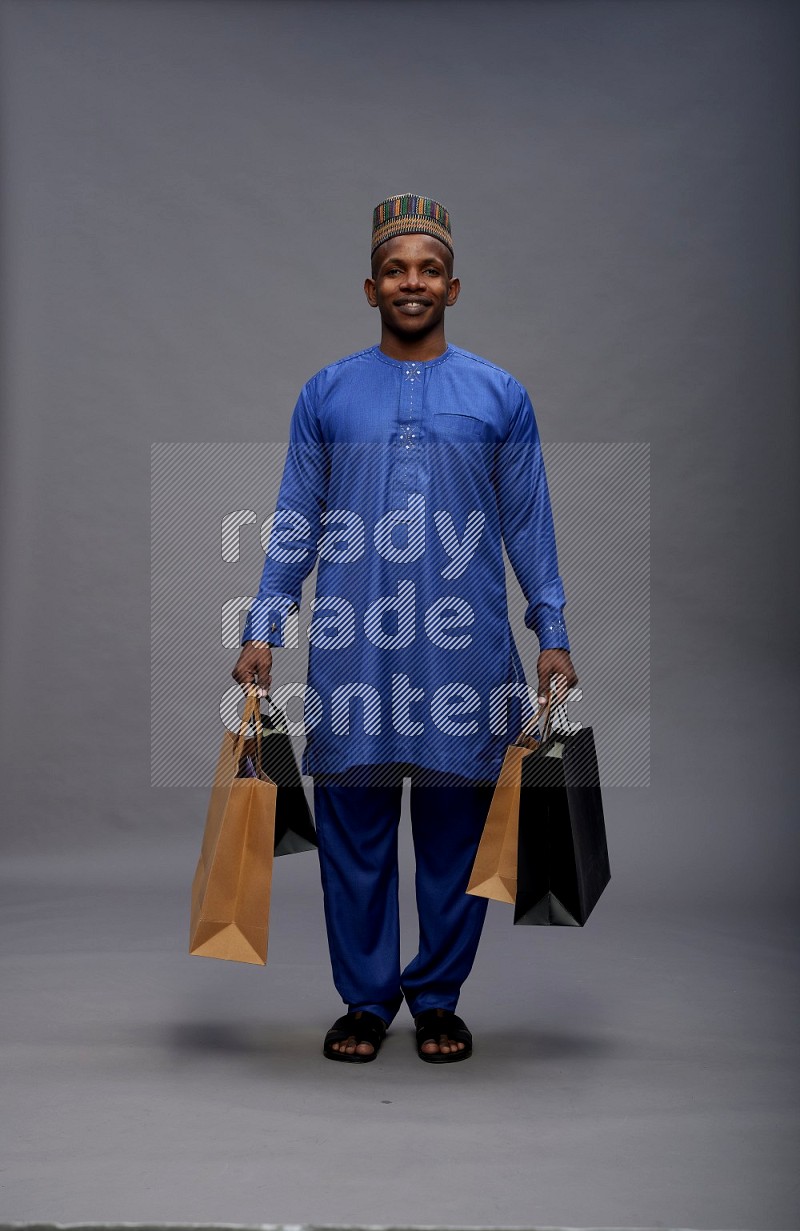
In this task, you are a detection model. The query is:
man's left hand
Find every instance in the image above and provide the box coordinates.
[537,649,578,706]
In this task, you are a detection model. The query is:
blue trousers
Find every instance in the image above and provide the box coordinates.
[313,766,492,1024]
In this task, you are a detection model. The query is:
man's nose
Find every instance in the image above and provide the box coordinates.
[400,267,426,289]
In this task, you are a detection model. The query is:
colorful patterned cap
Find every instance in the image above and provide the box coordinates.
[371,193,452,256]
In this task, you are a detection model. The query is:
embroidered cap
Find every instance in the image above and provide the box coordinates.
[371,193,452,256]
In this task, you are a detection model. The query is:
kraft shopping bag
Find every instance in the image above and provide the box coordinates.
[466,697,552,904]
[189,690,277,964]
[466,744,531,903]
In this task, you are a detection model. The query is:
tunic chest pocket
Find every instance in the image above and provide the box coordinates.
[431,409,493,442]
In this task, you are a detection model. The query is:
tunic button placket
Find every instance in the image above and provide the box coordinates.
[393,362,423,498]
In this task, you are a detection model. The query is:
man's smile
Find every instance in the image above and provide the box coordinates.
[394,297,432,315]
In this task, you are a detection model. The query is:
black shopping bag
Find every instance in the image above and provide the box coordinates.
[241,701,317,856]
[514,725,610,926]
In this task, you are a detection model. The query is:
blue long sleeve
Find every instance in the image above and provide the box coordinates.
[241,380,328,646]
[493,385,569,650]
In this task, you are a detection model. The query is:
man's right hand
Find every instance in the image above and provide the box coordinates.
[232,640,273,696]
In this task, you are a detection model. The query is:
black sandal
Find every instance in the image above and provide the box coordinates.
[323,1010,387,1063]
[415,1008,473,1063]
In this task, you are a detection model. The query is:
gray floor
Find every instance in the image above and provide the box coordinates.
[1,838,798,1230]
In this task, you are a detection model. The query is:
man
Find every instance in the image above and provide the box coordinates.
[233,194,577,1063]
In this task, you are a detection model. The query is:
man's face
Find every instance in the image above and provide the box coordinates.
[365,234,460,338]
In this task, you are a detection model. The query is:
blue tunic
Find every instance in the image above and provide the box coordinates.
[242,343,569,782]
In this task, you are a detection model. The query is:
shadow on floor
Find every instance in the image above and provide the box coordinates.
[166,1018,620,1067]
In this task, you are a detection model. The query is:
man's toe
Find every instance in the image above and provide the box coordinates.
[333,1035,374,1056]
[439,1036,465,1053]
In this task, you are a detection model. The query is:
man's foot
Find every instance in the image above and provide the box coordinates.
[414,1008,473,1063]
[329,1008,376,1058]
[323,1010,387,1063]
[418,1008,466,1055]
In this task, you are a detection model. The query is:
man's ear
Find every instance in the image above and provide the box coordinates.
[364,277,378,307]
[446,277,461,307]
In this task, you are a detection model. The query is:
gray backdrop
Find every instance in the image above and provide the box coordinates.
[1,2,799,1227]
[1,0,797,903]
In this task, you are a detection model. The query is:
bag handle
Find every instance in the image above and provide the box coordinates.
[231,687,263,776]
[515,692,554,748]
[259,692,289,735]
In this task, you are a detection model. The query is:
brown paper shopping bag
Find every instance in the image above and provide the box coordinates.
[189,691,278,964]
[466,697,551,903]
[466,745,530,902]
